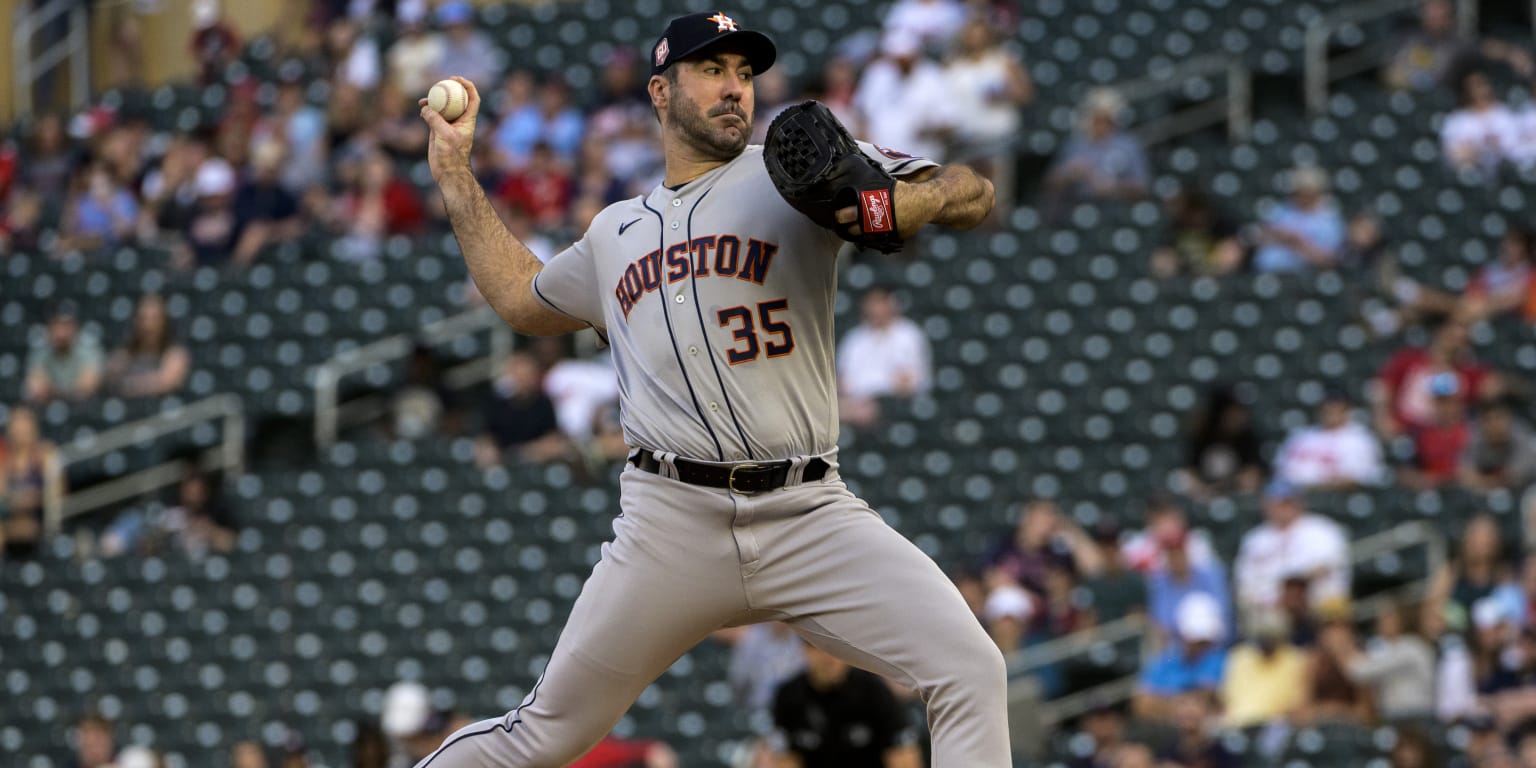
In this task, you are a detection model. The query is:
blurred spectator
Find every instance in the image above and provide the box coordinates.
[1388,726,1440,768]
[1071,706,1127,768]
[232,140,303,265]
[568,735,678,768]
[1441,70,1517,178]
[58,161,139,253]
[497,143,574,231]
[492,78,586,170]
[492,203,556,264]
[25,302,102,403]
[749,68,795,145]
[1159,692,1239,767]
[1399,372,1474,490]
[1383,0,1533,92]
[332,151,426,261]
[155,466,236,559]
[1428,514,1511,624]
[389,345,457,440]
[328,17,381,92]
[475,352,567,467]
[139,133,209,244]
[1109,743,1156,768]
[1333,602,1437,721]
[1234,480,1351,615]
[1371,319,1498,439]
[1177,385,1264,499]
[430,2,501,88]
[1280,575,1322,648]
[837,288,931,429]
[1121,493,1219,575]
[1042,88,1149,220]
[327,83,374,155]
[0,188,44,254]
[1461,228,1535,323]
[540,344,621,450]
[1459,714,1513,767]
[987,499,1105,599]
[1,406,60,559]
[1221,609,1308,728]
[943,18,1032,211]
[182,157,240,268]
[1132,592,1227,720]
[883,0,967,49]
[1251,166,1345,273]
[116,746,164,768]
[374,84,431,161]
[1428,604,1479,723]
[189,0,241,85]
[72,711,117,768]
[768,644,921,768]
[854,30,954,162]
[811,57,864,136]
[1339,212,1391,277]
[982,582,1035,653]
[1147,529,1232,648]
[1037,560,1088,638]
[348,722,387,768]
[387,3,444,97]
[104,294,190,399]
[1272,389,1384,490]
[720,622,804,713]
[1307,611,1373,723]
[21,113,75,200]
[232,740,270,768]
[254,77,329,195]
[1150,187,1245,278]
[1079,519,1146,629]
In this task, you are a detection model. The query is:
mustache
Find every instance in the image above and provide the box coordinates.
[709,104,747,120]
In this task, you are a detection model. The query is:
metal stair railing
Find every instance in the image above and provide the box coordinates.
[1113,54,1252,146]
[1304,0,1479,113]
[12,0,91,117]
[43,393,246,534]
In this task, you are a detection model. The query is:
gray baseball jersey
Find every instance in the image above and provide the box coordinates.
[530,142,934,462]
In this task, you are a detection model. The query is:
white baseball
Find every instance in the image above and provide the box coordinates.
[427,79,469,121]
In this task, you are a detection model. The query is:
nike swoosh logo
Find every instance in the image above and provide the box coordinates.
[618,218,642,236]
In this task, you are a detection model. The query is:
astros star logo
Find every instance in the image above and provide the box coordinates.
[708,12,737,32]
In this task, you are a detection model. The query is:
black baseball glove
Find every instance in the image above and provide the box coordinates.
[763,100,903,253]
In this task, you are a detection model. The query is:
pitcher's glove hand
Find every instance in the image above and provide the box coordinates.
[764,101,902,253]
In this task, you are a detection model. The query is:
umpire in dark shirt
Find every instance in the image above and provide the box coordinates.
[769,644,922,768]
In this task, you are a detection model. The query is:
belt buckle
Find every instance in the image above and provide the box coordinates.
[728,463,765,494]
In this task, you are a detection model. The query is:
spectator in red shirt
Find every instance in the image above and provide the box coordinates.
[332,151,425,260]
[568,735,677,768]
[1461,228,1535,323]
[1402,372,1474,489]
[189,0,241,85]
[497,142,573,232]
[1370,320,1498,438]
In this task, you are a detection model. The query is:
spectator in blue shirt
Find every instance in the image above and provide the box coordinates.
[1134,592,1227,720]
[60,163,138,253]
[1043,88,1149,222]
[1252,166,1346,273]
[1147,529,1232,648]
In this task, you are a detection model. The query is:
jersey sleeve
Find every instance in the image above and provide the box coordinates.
[856,140,939,178]
[530,234,605,330]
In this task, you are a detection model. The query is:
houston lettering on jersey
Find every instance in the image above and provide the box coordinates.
[613,235,779,319]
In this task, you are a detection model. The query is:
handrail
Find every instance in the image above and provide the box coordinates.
[12,0,91,117]
[1011,520,1446,724]
[44,394,245,534]
[313,304,512,451]
[1304,0,1479,113]
[1113,54,1252,145]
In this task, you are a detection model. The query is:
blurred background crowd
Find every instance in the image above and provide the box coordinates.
[5,0,1536,766]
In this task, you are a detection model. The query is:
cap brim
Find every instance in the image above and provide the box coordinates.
[662,30,776,76]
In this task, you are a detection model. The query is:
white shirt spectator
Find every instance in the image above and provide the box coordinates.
[544,356,620,442]
[837,316,931,399]
[1235,512,1350,611]
[1121,528,1219,574]
[387,30,444,97]
[1508,103,1536,169]
[1441,104,1518,172]
[854,34,954,162]
[1274,421,1384,488]
[884,0,967,48]
[945,49,1022,149]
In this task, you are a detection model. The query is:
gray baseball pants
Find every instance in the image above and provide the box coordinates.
[415,455,1010,767]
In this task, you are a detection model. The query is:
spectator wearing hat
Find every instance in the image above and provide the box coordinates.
[25,302,102,403]
[883,0,967,49]
[1371,319,1499,439]
[983,583,1036,654]
[1042,88,1149,220]
[1132,592,1228,720]
[1234,480,1351,617]
[381,681,466,766]
[1252,166,1345,273]
[853,28,955,164]
[430,2,500,89]
[1147,529,1231,649]
[1400,372,1474,490]
[1329,601,1437,722]
[182,157,239,267]
[1221,609,1309,728]
[1272,389,1384,491]
[231,139,303,265]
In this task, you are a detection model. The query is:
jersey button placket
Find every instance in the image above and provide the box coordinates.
[671,199,682,207]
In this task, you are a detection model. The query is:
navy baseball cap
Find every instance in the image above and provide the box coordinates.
[651,11,776,77]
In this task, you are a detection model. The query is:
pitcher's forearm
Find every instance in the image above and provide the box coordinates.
[901,165,995,233]
[437,168,579,335]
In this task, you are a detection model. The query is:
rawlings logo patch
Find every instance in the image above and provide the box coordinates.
[860,189,893,234]
[655,38,669,66]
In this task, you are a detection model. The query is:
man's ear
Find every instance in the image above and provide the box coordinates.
[648,74,669,112]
